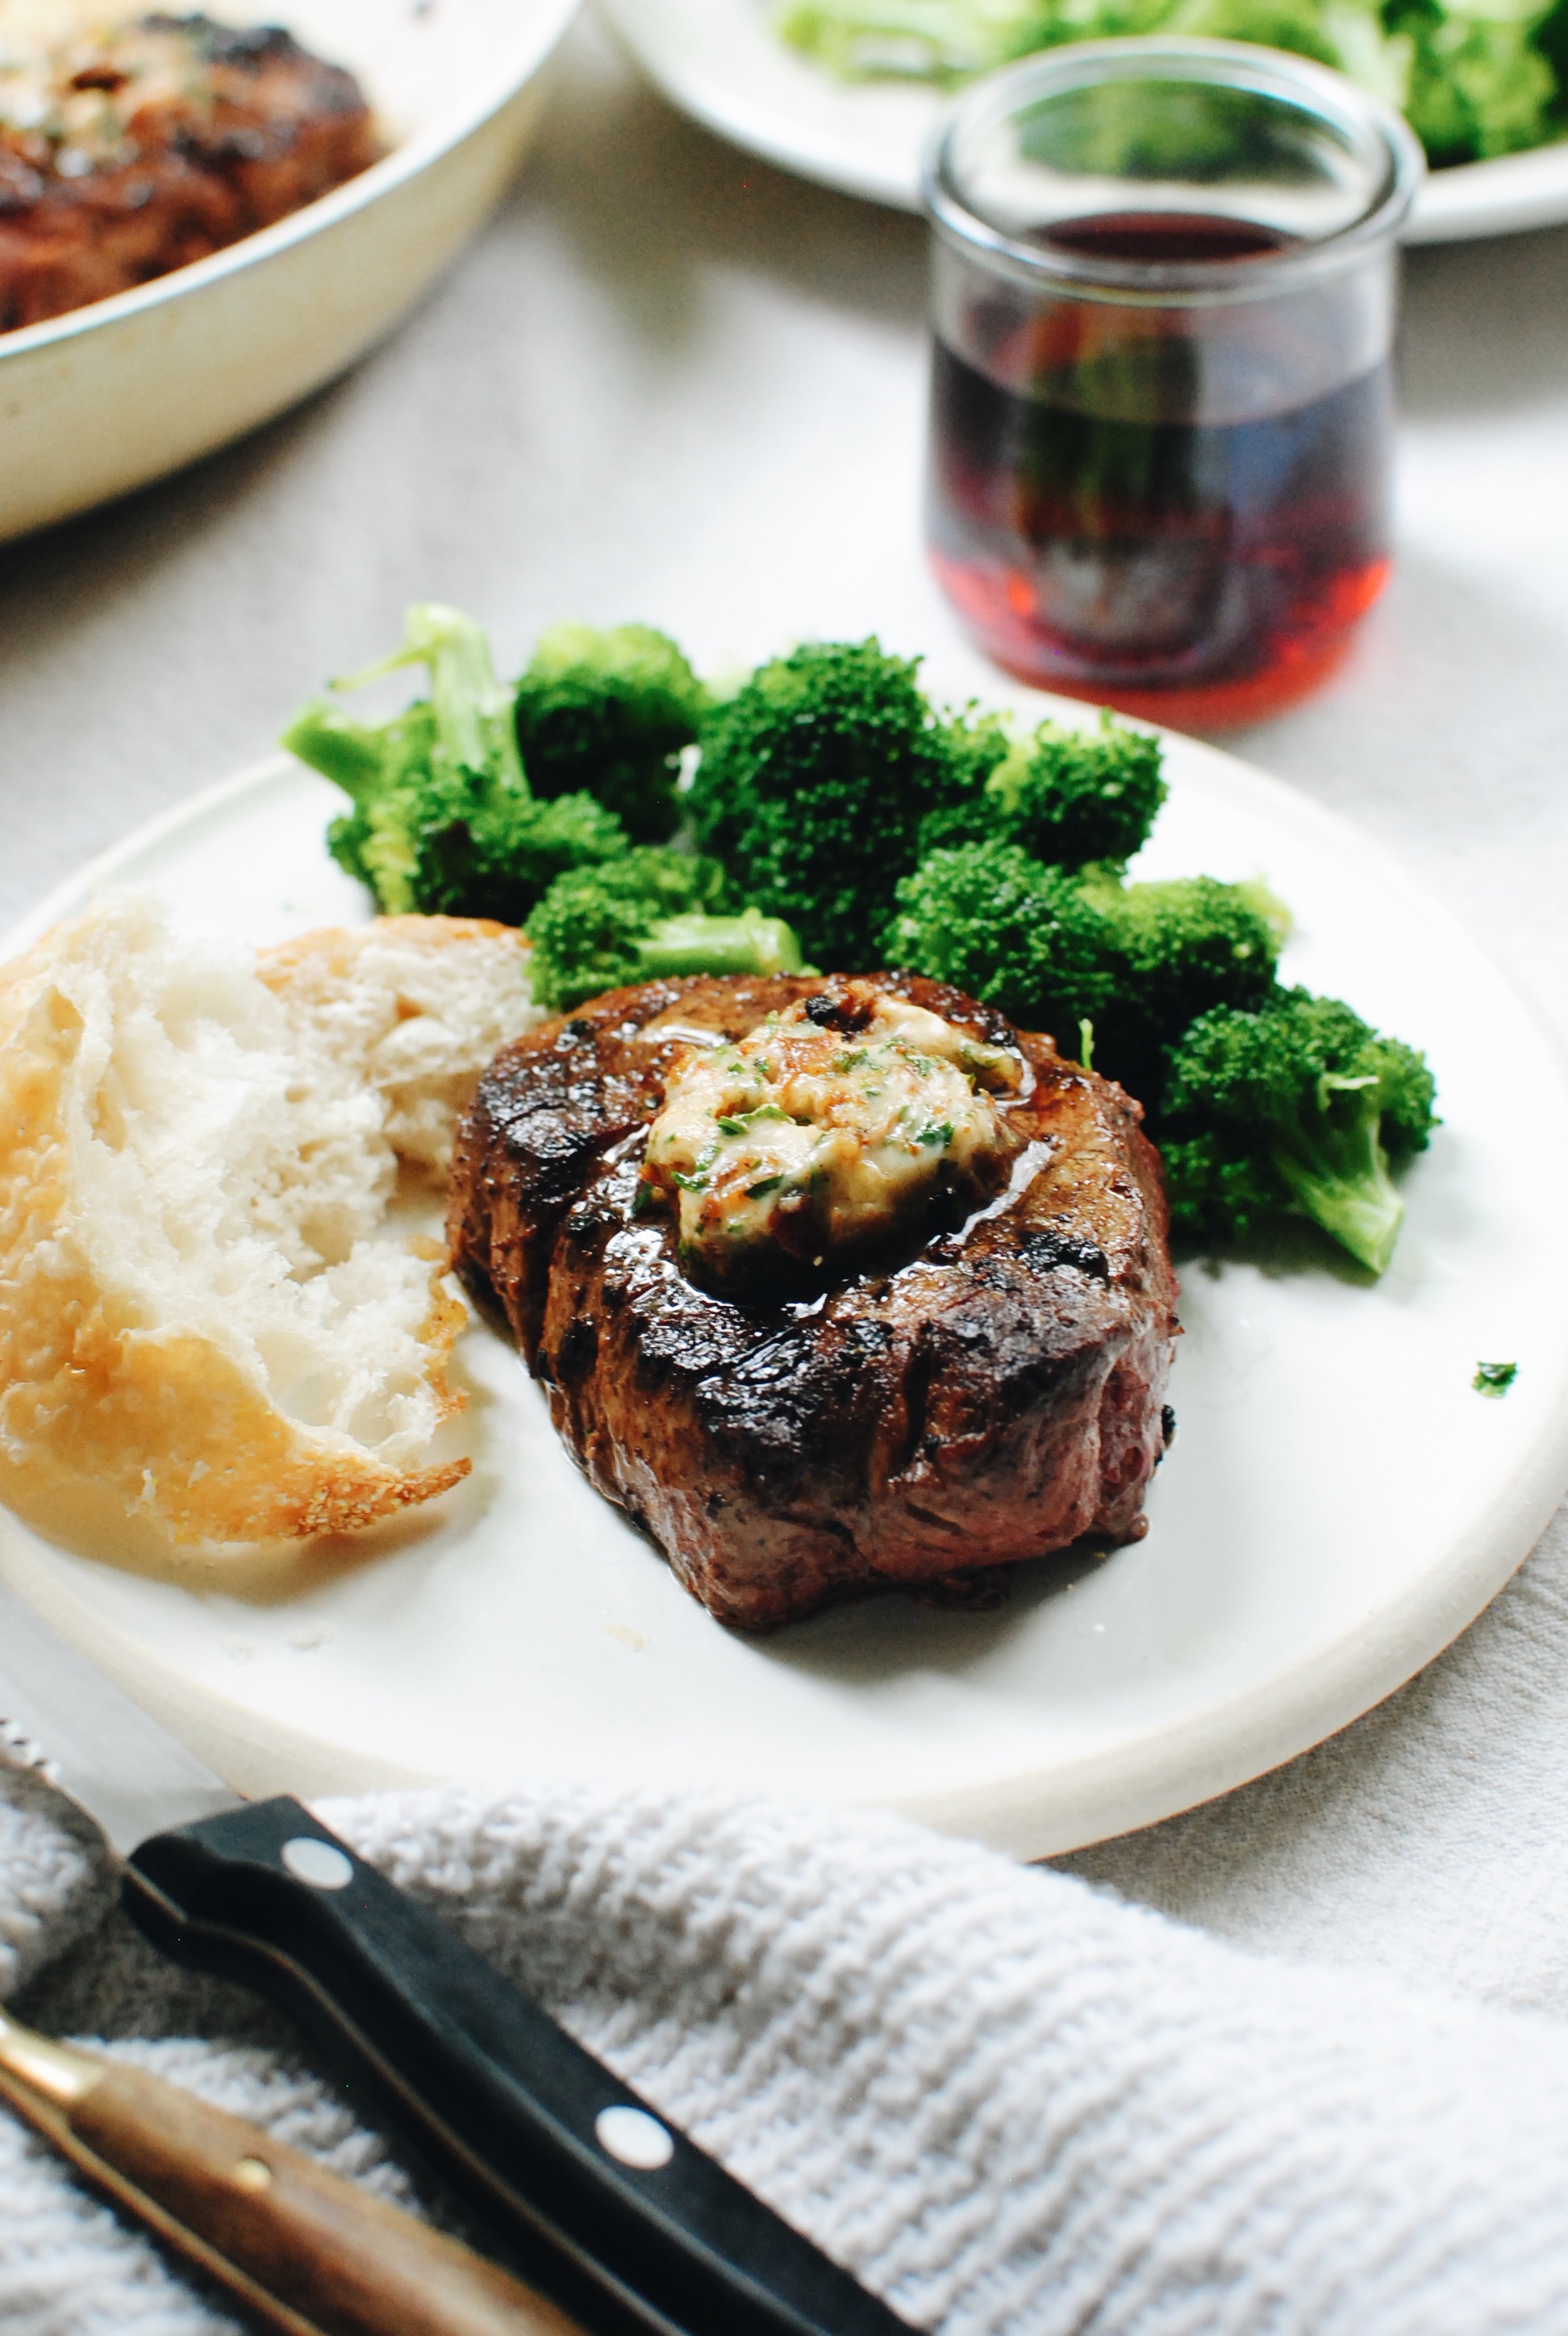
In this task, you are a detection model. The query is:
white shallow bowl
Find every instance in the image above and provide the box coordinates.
[0,0,581,544]
[598,0,1568,243]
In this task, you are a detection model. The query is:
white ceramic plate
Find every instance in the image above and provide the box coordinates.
[0,0,581,544]
[3,714,1568,1861]
[597,0,1568,243]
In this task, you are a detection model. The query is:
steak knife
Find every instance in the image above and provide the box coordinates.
[0,1583,911,2336]
[0,1999,585,2336]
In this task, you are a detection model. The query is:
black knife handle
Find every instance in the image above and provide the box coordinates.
[123,1799,909,2336]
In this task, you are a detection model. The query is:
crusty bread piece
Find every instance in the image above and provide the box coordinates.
[0,896,540,1548]
[257,915,543,1178]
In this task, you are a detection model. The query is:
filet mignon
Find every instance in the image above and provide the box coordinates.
[448,971,1178,1629]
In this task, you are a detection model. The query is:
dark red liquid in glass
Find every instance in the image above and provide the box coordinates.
[1038,210,1289,261]
[928,212,1393,728]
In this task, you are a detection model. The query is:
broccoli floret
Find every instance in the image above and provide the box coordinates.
[774,0,1563,166]
[525,849,808,1012]
[1167,0,1415,112]
[917,711,1167,870]
[1087,872,1283,1104]
[883,844,1280,1101]
[1537,0,1568,108]
[1159,987,1437,1273]
[992,715,1167,868]
[688,637,970,967]
[773,0,1057,81]
[882,840,1115,1029]
[689,647,1164,968]
[932,702,1015,798]
[512,622,707,845]
[1391,0,1557,160]
[284,605,627,924]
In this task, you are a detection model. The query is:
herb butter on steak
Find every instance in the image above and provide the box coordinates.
[448,970,1178,1630]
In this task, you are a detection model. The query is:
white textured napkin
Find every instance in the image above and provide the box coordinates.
[8,1760,1568,2335]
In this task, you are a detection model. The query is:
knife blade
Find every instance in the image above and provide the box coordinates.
[0,1583,911,2336]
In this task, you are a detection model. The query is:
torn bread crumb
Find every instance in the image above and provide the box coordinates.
[0,896,540,1546]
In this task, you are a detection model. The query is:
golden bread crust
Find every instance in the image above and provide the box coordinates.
[0,903,487,1548]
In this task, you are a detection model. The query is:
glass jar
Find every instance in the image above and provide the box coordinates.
[923,38,1424,728]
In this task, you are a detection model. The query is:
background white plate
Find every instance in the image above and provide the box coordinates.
[0,0,581,544]
[3,711,1568,1861]
[597,0,1568,244]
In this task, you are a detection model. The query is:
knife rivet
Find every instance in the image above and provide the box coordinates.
[281,1838,354,1890]
[595,2105,675,2170]
[232,2157,273,2193]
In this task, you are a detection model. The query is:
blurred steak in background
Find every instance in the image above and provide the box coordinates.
[0,9,377,331]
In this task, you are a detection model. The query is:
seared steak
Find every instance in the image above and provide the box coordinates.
[448,972,1178,1630]
[0,14,377,334]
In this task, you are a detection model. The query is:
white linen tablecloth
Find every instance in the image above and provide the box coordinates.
[4,10,1568,2324]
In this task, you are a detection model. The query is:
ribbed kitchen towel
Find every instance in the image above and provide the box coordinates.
[7,1764,1568,2336]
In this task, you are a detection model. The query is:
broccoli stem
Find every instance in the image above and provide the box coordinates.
[633,911,807,983]
[336,604,526,793]
[279,706,390,803]
[1269,1073,1404,1275]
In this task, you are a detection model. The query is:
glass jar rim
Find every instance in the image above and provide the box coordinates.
[922,37,1426,305]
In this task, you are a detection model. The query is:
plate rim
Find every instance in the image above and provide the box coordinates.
[596,0,1568,246]
[6,715,1568,1858]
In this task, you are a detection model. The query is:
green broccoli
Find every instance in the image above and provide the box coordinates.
[775,0,1562,163]
[883,841,1280,1102]
[774,0,1057,81]
[687,646,1168,969]
[1086,871,1286,1106]
[284,605,627,924]
[525,849,809,1012]
[1159,987,1437,1273]
[512,622,707,845]
[1538,0,1568,109]
[687,637,972,968]
[1167,0,1414,108]
[882,840,1115,1028]
[917,712,1167,871]
[1391,0,1557,161]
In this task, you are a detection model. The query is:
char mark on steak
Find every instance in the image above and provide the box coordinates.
[448,971,1179,1630]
